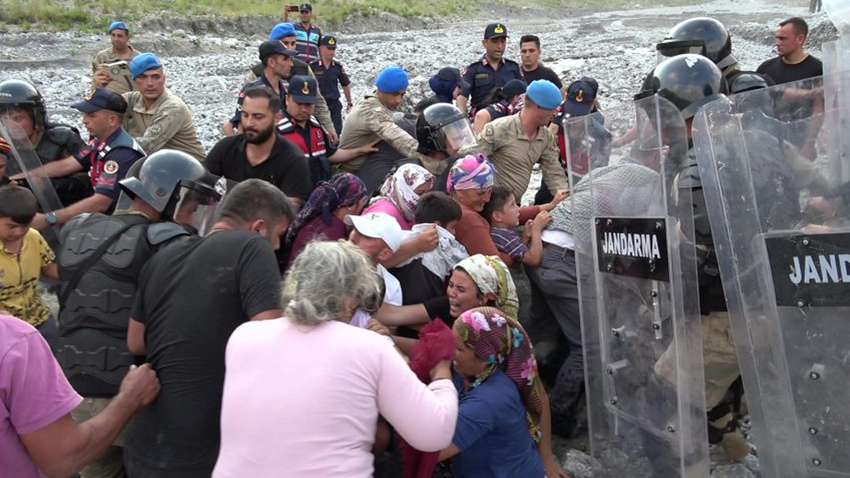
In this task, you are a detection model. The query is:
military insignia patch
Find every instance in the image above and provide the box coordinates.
[494,24,504,34]
[302,83,310,95]
[103,160,119,174]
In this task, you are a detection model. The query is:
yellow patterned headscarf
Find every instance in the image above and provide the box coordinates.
[454,255,519,319]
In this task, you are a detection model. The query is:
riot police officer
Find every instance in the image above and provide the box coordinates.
[0,79,90,205]
[403,102,478,190]
[655,17,774,94]
[54,149,220,477]
[639,53,755,461]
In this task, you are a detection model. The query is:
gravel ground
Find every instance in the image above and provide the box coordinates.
[2,0,837,475]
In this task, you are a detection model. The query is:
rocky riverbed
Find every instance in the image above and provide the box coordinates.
[2,0,839,475]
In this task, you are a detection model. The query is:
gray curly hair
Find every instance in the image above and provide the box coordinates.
[283,240,383,326]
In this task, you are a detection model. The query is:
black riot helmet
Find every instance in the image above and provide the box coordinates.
[728,71,772,95]
[656,17,737,70]
[0,79,47,129]
[119,150,221,230]
[636,54,727,120]
[416,103,477,156]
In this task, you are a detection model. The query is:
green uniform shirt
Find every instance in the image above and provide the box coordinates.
[122,88,206,160]
[91,46,139,95]
[477,112,567,201]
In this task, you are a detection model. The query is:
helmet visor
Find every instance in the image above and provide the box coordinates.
[172,180,222,235]
[656,40,705,64]
[441,118,478,156]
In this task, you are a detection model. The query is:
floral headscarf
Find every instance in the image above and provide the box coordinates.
[446,154,496,192]
[374,164,434,223]
[455,306,544,442]
[454,254,519,319]
[285,173,366,245]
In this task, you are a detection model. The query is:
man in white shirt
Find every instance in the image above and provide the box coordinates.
[346,212,403,306]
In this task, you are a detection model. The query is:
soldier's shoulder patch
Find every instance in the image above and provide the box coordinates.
[103,160,119,174]
[149,123,163,135]
[484,124,495,136]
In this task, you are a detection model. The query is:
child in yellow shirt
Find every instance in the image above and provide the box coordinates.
[0,185,59,341]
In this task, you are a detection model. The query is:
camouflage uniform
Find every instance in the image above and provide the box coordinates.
[477,113,567,201]
[121,88,205,160]
[337,92,423,173]
[244,59,336,135]
[91,46,139,95]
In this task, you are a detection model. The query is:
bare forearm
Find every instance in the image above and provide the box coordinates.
[537,388,555,461]
[55,194,113,225]
[343,85,353,105]
[13,156,80,180]
[375,303,429,327]
[328,148,364,164]
[65,393,138,475]
[456,96,468,115]
[383,238,421,268]
[523,234,544,267]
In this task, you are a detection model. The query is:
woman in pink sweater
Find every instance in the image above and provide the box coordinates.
[363,163,434,230]
[213,241,458,478]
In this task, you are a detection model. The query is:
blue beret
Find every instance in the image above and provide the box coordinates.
[526,80,561,110]
[108,21,129,33]
[130,53,163,80]
[268,22,296,40]
[375,66,409,94]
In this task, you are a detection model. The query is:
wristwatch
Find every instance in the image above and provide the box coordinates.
[46,211,58,226]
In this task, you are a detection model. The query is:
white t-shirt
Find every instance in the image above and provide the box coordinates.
[378,264,403,306]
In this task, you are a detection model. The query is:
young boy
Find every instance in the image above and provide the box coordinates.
[392,191,466,300]
[483,185,567,267]
[0,185,60,341]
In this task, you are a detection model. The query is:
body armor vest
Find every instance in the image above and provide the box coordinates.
[55,213,188,396]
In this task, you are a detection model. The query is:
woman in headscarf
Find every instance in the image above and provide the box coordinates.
[448,155,552,267]
[285,173,367,268]
[436,306,566,478]
[363,163,434,230]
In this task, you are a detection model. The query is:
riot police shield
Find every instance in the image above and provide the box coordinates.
[564,95,708,477]
[0,118,64,242]
[693,71,850,478]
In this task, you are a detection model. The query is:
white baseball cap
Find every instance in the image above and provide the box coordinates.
[345,212,403,252]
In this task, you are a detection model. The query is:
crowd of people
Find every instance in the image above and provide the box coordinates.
[0,5,829,478]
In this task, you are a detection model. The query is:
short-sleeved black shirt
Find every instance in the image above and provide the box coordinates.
[521,64,563,89]
[204,133,312,200]
[756,55,823,86]
[460,57,523,110]
[123,231,283,477]
[310,59,351,103]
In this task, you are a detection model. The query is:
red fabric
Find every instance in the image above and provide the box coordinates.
[401,320,456,478]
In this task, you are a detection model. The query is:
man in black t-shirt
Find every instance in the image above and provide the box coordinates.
[519,35,563,93]
[205,86,312,207]
[757,17,823,86]
[124,179,294,478]
[757,17,824,158]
